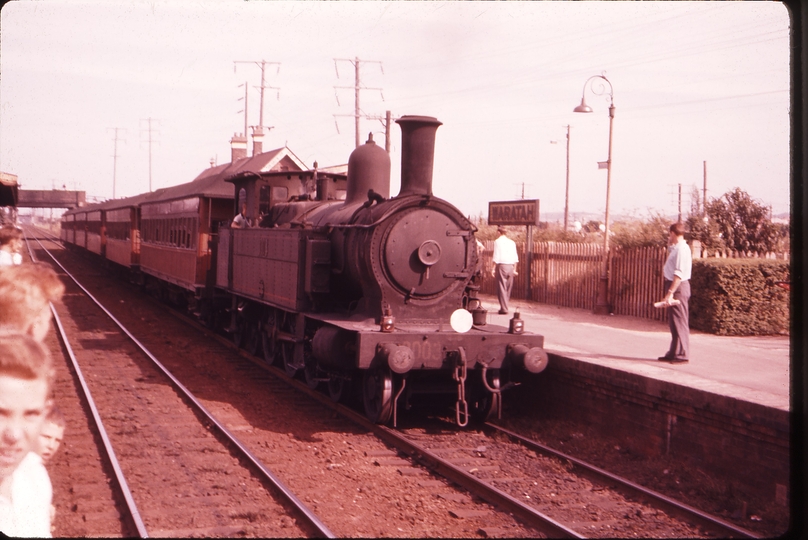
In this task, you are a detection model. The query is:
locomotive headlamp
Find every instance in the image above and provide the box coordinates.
[381,307,395,333]
[508,312,524,334]
[450,308,473,333]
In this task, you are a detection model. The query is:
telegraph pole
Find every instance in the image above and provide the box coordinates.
[334,57,384,148]
[140,118,160,192]
[385,110,391,152]
[108,127,126,199]
[564,125,571,231]
[513,182,533,200]
[703,160,708,216]
[678,183,682,223]
[365,110,393,153]
[234,60,280,148]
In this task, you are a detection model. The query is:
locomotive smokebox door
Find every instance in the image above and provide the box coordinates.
[383,208,467,297]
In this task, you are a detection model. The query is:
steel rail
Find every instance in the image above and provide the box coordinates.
[22,232,150,538]
[187,319,585,539]
[373,424,585,538]
[28,231,336,539]
[485,422,761,539]
[278,376,583,537]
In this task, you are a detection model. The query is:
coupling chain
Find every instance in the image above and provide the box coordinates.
[453,347,469,427]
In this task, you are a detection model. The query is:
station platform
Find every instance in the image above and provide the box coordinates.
[475,294,790,412]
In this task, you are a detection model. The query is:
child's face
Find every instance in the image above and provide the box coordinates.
[37,421,64,463]
[0,374,50,478]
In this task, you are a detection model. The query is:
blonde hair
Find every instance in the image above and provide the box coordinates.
[0,332,55,388]
[0,263,65,333]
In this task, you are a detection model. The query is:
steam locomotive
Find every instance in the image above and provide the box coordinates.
[62,115,548,426]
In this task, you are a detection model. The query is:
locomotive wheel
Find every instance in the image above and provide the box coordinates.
[261,311,277,365]
[277,313,298,377]
[328,376,350,403]
[469,370,501,423]
[363,367,394,424]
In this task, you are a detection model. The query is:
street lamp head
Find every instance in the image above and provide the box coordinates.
[573,98,593,113]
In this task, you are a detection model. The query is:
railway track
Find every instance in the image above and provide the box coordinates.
[153,283,762,537]
[483,423,761,539]
[25,226,763,538]
[25,230,332,538]
[248,362,760,539]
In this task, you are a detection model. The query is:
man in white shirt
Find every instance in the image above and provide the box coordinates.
[658,222,692,363]
[491,226,519,315]
[231,203,249,229]
[0,333,55,537]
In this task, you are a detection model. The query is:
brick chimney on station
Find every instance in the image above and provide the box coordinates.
[230,133,247,162]
[251,126,264,156]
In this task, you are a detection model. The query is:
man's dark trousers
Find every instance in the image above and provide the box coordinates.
[664,279,690,359]
[496,263,515,313]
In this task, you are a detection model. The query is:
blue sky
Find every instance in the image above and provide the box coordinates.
[0,0,791,221]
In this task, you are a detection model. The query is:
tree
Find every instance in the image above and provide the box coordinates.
[687,187,782,253]
[611,213,670,249]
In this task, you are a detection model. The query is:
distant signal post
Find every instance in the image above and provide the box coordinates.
[488,199,540,300]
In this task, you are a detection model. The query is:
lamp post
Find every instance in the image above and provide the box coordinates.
[574,74,614,315]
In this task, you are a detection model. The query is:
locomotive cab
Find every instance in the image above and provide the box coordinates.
[226,168,348,229]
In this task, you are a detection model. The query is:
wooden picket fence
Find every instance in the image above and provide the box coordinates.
[478,242,666,322]
[609,245,668,321]
[479,240,788,322]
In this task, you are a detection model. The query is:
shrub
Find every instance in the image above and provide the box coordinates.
[690,258,789,336]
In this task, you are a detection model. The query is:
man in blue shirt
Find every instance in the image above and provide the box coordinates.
[659,222,692,363]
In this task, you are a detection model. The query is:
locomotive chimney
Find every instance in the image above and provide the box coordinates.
[230,133,247,162]
[345,132,391,205]
[396,115,442,197]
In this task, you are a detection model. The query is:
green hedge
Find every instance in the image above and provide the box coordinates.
[689,258,789,336]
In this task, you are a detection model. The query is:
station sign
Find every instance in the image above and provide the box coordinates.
[488,199,540,226]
